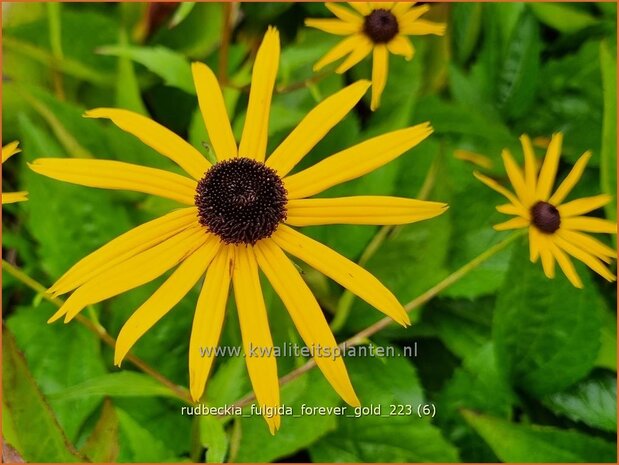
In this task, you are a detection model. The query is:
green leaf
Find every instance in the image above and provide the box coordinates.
[48,372,179,401]
[496,11,541,118]
[310,355,460,462]
[115,28,148,115]
[6,303,107,442]
[199,416,229,463]
[169,2,195,28]
[494,239,602,396]
[2,327,84,462]
[529,3,598,33]
[98,44,194,94]
[451,3,483,64]
[234,369,339,462]
[462,410,616,462]
[543,371,617,433]
[80,400,120,462]
[116,408,177,462]
[600,40,617,222]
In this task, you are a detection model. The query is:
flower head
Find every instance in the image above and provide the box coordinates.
[2,141,28,204]
[306,2,445,110]
[30,27,447,433]
[475,133,617,288]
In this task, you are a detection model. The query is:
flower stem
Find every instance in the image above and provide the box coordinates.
[223,230,524,414]
[2,259,193,405]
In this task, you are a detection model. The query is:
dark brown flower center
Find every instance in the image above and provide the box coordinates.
[364,9,399,43]
[195,158,287,245]
[531,201,561,234]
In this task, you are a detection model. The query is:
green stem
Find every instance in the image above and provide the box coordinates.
[2,260,193,405]
[47,2,65,100]
[223,230,524,414]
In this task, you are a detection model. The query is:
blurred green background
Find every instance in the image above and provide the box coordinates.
[2,2,617,463]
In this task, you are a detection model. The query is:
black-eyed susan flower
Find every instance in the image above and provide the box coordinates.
[475,133,617,289]
[306,2,445,110]
[30,27,447,433]
[2,141,28,204]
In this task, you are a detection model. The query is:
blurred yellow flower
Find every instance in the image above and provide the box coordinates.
[475,133,617,288]
[2,141,28,204]
[306,2,445,110]
[30,27,447,432]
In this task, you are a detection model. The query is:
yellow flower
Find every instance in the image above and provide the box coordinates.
[475,133,617,288]
[2,141,28,204]
[30,27,447,433]
[306,2,445,110]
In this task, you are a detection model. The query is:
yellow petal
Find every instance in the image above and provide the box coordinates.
[284,122,432,199]
[493,217,529,231]
[373,2,395,10]
[48,227,205,323]
[399,5,430,24]
[558,229,616,264]
[502,149,531,206]
[313,34,365,71]
[272,225,409,326]
[548,151,591,205]
[535,132,563,201]
[400,19,446,36]
[529,226,540,262]
[548,241,583,289]
[370,44,389,111]
[519,134,538,193]
[348,2,372,16]
[84,108,210,180]
[554,236,616,282]
[474,171,526,212]
[391,2,414,16]
[50,208,199,296]
[497,203,527,217]
[115,237,220,365]
[255,240,359,407]
[562,216,617,234]
[537,234,555,279]
[387,35,415,60]
[191,62,237,161]
[29,158,197,205]
[266,80,371,177]
[188,246,232,401]
[304,18,361,35]
[454,149,494,170]
[558,194,612,218]
[2,141,20,163]
[239,27,279,162]
[2,192,28,204]
[231,246,280,434]
[326,3,363,24]
[286,196,447,226]
[335,36,373,73]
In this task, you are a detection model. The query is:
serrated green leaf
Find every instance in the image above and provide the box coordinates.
[462,410,615,462]
[116,408,177,462]
[494,239,602,396]
[543,371,616,433]
[2,327,84,462]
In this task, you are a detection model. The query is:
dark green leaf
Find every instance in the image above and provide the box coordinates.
[80,399,120,462]
[462,410,616,462]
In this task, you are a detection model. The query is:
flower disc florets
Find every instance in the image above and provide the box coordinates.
[531,201,561,234]
[364,9,399,43]
[195,158,287,244]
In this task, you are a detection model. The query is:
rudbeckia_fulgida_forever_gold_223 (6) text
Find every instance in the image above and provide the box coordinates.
[475,133,617,289]
[306,2,445,110]
[2,141,28,204]
[29,27,447,434]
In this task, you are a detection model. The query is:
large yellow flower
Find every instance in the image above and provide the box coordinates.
[30,27,447,433]
[2,141,28,204]
[475,133,617,288]
[306,2,445,110]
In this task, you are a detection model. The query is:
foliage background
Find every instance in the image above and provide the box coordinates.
[1,2,617,462]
